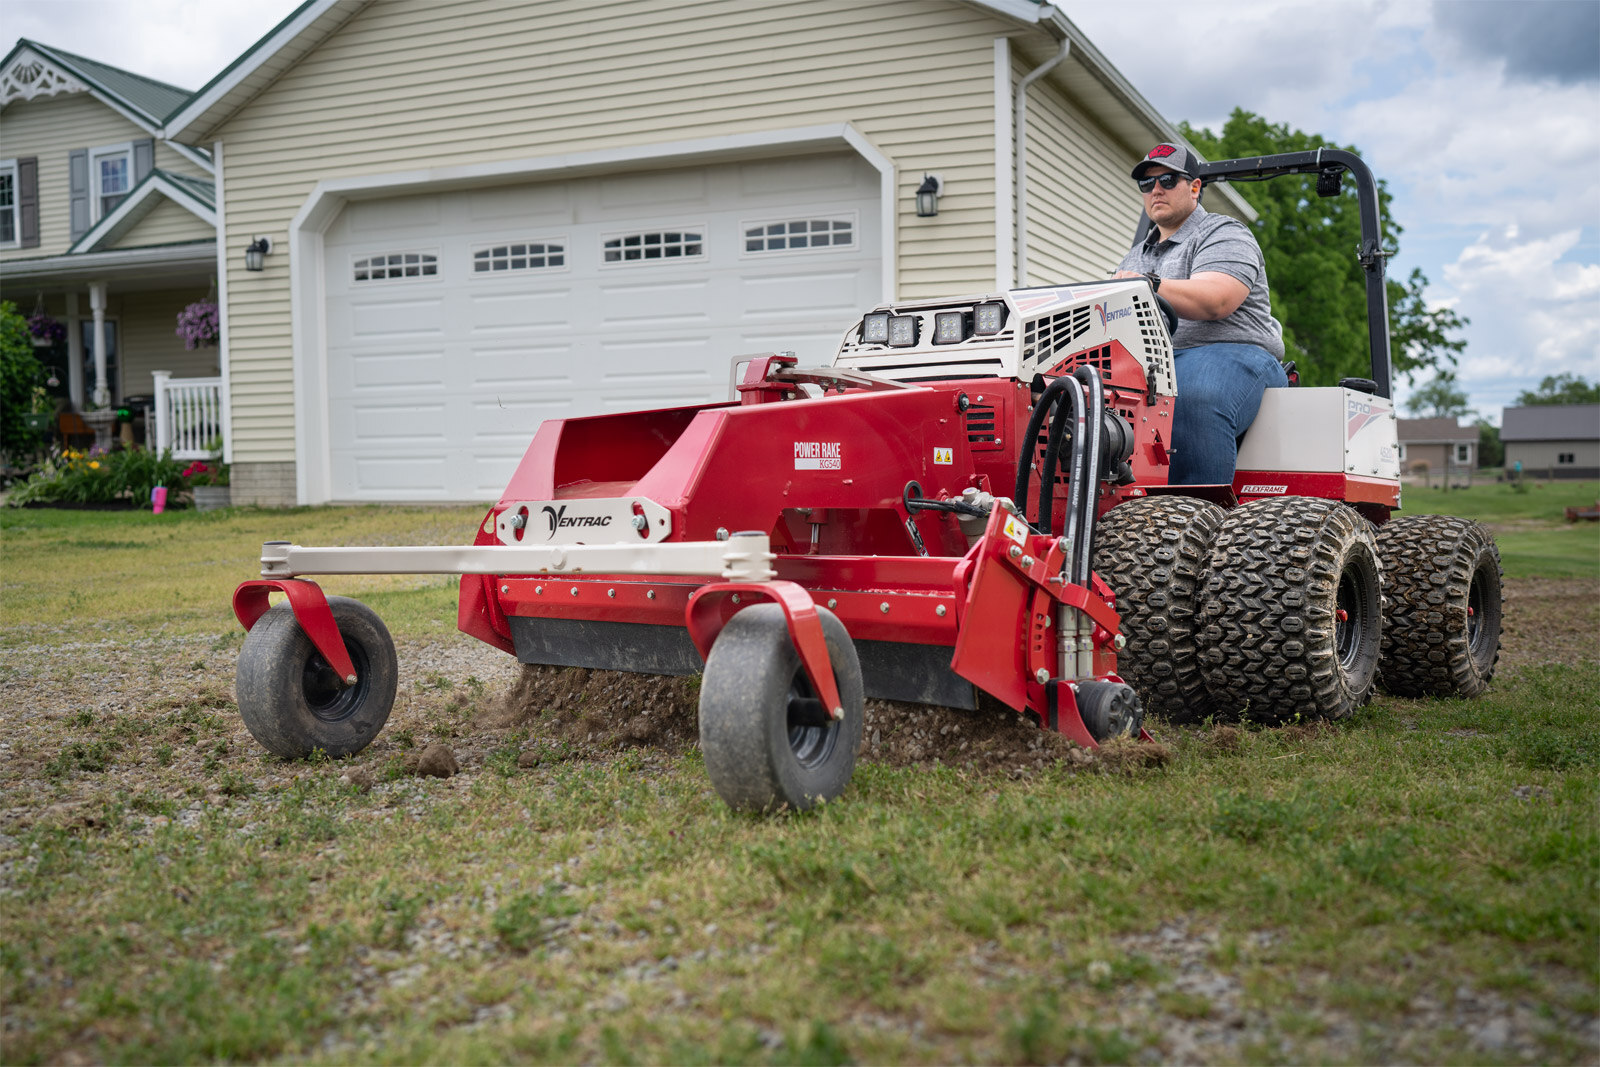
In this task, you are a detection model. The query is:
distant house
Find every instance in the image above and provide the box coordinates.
[1397,417,1477,487]
[0,40,218,435]
[1501,404,1600,479]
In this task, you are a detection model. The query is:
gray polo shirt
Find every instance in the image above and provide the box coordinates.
[1117,204,1285,359]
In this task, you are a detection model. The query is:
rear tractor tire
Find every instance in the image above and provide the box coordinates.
[1197,497,1382,721]
[1090,495,1224,722]
[236,596,399,758]
[698,604,865,813]
[1375,515,1503,698]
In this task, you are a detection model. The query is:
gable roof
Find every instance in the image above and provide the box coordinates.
[1397,417,1476,444]
[2,39,191,129]
[69,168,217,254]
[1501,404,1600,443]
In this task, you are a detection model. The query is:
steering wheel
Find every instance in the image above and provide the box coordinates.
[1156,294,1178,337]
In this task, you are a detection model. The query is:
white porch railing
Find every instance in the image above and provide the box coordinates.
[151,371,224,460]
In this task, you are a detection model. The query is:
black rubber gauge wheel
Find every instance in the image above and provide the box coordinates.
[1197,497,1382,721]
[1091,495,1225,722]
[1375,514,1503,697]
[1076,680,1145,742]
[237,597,398,759]
[698,604,864,812]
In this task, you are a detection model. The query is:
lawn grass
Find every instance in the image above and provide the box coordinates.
[2,501,1596,1063]
[0,504,489,647]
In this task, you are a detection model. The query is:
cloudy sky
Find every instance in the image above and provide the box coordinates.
[7,0,1598,421]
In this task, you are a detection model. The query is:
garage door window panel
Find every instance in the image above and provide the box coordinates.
[473,241,567,273]
[353,251,439,283]
[742,216,856,254]
[602,229,705,264]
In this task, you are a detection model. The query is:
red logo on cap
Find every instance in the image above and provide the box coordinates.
[1147,145,1176,159]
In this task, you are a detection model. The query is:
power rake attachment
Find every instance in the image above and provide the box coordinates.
[231,356,1150,812]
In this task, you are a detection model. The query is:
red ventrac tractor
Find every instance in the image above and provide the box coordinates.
[232,150,1503,811]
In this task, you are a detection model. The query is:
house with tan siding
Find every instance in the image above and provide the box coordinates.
[0,41,221,444]
[158,0,1253,506]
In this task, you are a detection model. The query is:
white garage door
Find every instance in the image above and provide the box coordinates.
[322,153,882,501]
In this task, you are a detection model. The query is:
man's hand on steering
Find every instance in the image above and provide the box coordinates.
[1114,270,1247,323]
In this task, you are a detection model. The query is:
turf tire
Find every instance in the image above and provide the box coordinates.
[698,604,864,813]
[1374,514,1503,697]
[237,597,398,759]
[1197,497,1382,721]
[1090,495,1224,722]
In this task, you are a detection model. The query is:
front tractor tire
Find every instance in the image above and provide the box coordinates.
[698,604,864,813]
[1375,515,1503,698]
[1090,495,1224,722]
[1197,498,1382,721]
[236,596,399,759]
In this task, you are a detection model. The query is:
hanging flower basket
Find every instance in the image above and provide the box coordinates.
[176,301,220,350]
[27,313,65,348]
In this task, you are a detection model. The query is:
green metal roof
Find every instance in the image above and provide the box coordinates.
[8,39,193,127]
[158,169,216,210]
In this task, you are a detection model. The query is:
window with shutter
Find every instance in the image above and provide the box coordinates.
[88,142,133,221]
[0,160,16,246]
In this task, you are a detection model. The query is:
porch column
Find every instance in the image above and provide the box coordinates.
[65,292,84,407]
[89,280,109,408]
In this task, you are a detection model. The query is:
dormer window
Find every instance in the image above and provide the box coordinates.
[89,142,132,221]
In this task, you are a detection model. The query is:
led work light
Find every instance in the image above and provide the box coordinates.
[973,301,1008,335]
[933,311,969,345]
[887,314,919,347]
[861,312,891,344]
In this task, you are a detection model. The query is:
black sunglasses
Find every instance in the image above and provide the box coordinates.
[1137,172,1192,193]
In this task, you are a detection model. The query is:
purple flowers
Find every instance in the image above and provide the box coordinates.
[27,313,65,344]
[175,301,219,349]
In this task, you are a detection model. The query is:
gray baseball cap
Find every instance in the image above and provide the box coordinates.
[1131,142,1199,180]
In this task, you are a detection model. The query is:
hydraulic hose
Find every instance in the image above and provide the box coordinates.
[1071,365,1107,584]
[1013,377,1072,531]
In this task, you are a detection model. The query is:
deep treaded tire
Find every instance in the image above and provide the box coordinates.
[1091,495,1224,722]
[699,604,865,813]
[1375,515,1503,697]
[1197,498,1382,721]
[237,597,398,758]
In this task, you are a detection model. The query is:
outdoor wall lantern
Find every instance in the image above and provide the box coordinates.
[244,236,273,272]
[915,174,944,218]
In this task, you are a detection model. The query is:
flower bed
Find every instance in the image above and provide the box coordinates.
[5,446,187,508]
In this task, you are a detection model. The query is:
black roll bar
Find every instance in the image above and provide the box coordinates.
[1133,149,1393,399]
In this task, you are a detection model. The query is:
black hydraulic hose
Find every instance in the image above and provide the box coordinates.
[1059,377,1089,559]
[1014,377,1072,531]
[1040,393,1072,536]
[1072,365,1106,584]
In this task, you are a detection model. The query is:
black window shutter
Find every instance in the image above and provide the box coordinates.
[68,149,89,241]
[133,139,154,184]
[17,157,39,248]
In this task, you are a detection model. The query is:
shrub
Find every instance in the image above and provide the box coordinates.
[1,300,47,457]
[5,445,187,507]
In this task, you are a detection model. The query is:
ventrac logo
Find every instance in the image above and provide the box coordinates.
[1346,397,1384,439]
[1093,302,1133,332]
[540,505,612,540]
[794,441,842,471]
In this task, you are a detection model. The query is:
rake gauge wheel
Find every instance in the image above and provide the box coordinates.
[1091,495,1225,722]
[1197,498,1382,721]
[1375,515,1503,697]
[237,597,398,759]
[698,604,864,813]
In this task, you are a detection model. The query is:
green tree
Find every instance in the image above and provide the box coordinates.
[1405,370,1473,418]
[1515,373,1600,405]
[1475,419,1503,469]
[1181,109,1468,388]
[0,301,47,458]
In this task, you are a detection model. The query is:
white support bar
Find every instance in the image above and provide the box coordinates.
[260,532,776,582]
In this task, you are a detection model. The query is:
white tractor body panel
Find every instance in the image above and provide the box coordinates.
[1236,387,1400,479]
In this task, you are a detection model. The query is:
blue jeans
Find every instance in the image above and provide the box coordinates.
[1170,343,1288,485]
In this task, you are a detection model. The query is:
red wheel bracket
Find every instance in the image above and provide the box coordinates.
[233,579,359,685]
[685,580,845,720]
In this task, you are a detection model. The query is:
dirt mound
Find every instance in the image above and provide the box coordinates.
[493,664,1167,775]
